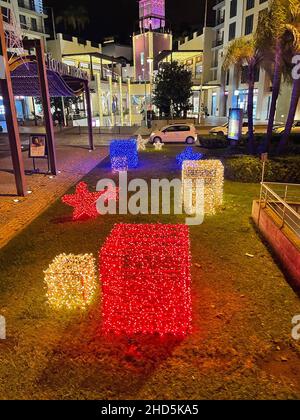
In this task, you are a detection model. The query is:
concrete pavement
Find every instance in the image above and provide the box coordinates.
[0,132,110,249]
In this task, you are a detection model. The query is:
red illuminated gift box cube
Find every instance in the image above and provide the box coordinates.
[100,224,192,336]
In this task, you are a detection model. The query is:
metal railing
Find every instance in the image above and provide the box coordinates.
[259,182,300,239]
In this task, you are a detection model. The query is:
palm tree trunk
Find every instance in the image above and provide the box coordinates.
[265,41,282,151]
[247,65,255,155]
[277,78,300,154]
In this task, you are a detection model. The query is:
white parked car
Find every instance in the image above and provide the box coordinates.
[209,122,254,136]
[273,121,300,134]
[149,124,197,144]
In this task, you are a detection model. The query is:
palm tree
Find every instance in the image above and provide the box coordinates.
[223,36,262,154]
[277,0,300,153]
[256,0,288,151]
[55,5,90,33]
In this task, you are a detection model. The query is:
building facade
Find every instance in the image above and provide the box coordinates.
[0,0,48,126]
[205,0,299,123]
[133,0,172,81]
[47,34,151,127]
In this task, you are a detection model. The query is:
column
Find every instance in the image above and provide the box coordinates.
[96,72,104,127]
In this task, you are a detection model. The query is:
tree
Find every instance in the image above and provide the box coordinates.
[55,4,90,33]
[255,0,288,151]
[223,36,262,155]
[277,0,300,153]
[153,61,193,118]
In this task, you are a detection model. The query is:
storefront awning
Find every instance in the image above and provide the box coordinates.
[9,59,86,98]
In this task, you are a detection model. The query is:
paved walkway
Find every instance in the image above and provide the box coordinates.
[0,132,112,249]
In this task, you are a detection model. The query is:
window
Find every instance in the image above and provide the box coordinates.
[230,0,237,18]
[241,65,260,83]
[246,0,255,10]
[165,126,177,132]
[228,22,236,41]
[19,15,27,29]
[31,18,37,32]
[245,15,254,35]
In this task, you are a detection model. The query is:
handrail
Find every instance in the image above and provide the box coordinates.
[259,182,300,239]
[264,182,300,188]
[262,184,300,220]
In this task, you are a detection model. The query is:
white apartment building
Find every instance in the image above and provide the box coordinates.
[1,0,48,42]
[0,0,48,124]
[205,0,299,123]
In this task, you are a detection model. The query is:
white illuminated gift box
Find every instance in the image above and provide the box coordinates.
[182,160,224,215]
[44,253,98,310]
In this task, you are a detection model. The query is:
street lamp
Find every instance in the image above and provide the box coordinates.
[147,57,154,126]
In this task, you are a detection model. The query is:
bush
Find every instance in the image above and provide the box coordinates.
[199,133,300,153]
[199,135,228,149]
[224,155,300,183]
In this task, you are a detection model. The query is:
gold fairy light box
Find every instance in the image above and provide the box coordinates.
[182,160,224,215]
[44,253,98,310]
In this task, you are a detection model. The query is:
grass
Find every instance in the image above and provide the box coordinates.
[0,146,300,400]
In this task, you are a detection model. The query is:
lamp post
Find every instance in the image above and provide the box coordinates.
[142,66,148,128]
[147,57,153,127]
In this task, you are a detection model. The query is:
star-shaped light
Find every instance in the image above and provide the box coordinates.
[137,134,148,151]
[62,182,104,221]
[154,142,163,151]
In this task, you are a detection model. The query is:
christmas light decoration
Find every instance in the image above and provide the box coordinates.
[182,160,224,215]
[110,139,138,169]
[176,147,203,168]
[111,157,128,172]
[100,223,192,336]
[136,134,148,151]
[154,142,163,151]
[44,254,97,310]
[62,182,119,220]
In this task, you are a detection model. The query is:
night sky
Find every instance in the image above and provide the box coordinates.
[45,0,214,44]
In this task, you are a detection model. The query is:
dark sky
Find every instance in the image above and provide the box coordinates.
[45,0,214,44]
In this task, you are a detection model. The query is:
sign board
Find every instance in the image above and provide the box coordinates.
[261,153,268,162]
[228,108,243,141]
[29,134,48,158]
[45,53,89,81]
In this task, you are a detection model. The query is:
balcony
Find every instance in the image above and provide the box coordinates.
[18,0,47,16]
[214,0,225,9]
[21,22,47,35]
[215,15,225,26]
[18,0,36,12]
[212,38,224,48]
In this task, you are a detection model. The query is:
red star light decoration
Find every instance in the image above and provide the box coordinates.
[62,182,119,221]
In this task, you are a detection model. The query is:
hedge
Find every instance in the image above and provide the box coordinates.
[199,133,300,151]
[199,135,228,149]
[224,155,300,183]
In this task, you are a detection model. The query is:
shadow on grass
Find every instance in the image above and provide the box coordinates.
[36,306,184,398]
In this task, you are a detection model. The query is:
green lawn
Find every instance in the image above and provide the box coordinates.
[0,146,300,400]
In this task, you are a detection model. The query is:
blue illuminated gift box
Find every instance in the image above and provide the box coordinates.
[176,147,203,168]
[110,139,138,169]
